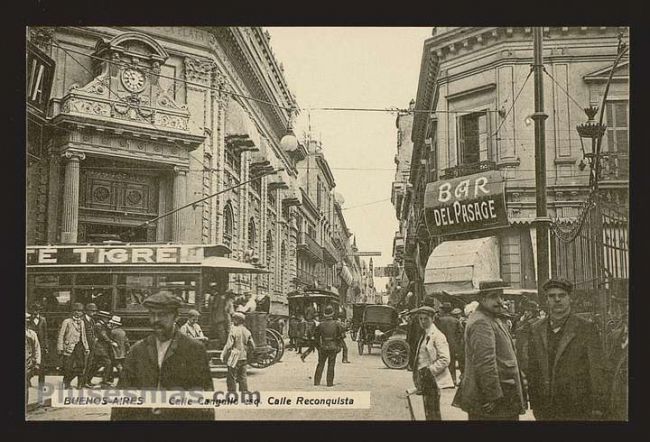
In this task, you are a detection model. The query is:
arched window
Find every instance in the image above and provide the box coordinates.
[223,202,234,248]
[248,217,257,254]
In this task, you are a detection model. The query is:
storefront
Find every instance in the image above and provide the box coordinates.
[423,170,536,293]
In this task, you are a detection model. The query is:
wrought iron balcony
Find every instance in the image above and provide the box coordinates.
[296,268,317,286]
[441,160,497,179]
[599,152,629,181]
[297,233,323,261]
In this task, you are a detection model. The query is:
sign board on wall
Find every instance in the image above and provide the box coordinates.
[26,245,206,266]
[373,266,400,278]
[424,170,508,236]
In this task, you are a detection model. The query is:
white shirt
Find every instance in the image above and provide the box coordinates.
[156,338,172,368]
[417,326,434,370]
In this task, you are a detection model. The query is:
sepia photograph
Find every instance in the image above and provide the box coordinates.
[25,26,629,421]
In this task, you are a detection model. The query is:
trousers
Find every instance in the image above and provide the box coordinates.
[414,367,442,420]
[468,412,520,421]
[226,360,248,393]
[314,349,338,386]
[341,338,349,362]
[62,342,86,388]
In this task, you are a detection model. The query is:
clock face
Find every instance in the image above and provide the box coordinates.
[121,68,145,93]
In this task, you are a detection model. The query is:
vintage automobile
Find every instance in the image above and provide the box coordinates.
[357,304,401,356]
[349,303,368,341]
[379,309,411,369]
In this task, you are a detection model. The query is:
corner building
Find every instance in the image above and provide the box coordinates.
[394,27,629,303]
[26,26,308,320]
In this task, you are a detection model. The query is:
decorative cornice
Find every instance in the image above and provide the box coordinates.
[61,150,86,161]
[184,57,217,87]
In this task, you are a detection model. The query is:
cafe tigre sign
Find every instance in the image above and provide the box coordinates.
[424,170,508,236]
[26,245,206,266]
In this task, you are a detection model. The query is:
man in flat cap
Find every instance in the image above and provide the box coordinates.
[526,278,608,420]
[412,306,454,420]
[452,281,526,420]
[110,291,214,421]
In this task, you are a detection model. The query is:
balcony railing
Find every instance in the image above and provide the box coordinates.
[322,236,339,263]
[599,152,629,181]
[441,160,497,180]
[297,233,324,261]
[296,268,317,286]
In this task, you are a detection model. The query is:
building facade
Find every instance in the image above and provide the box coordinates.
[393,26,629,304]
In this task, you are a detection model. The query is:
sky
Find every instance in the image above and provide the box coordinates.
[266,27,434,291]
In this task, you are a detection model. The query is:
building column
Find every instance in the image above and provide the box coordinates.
[171,166,188,243]
[60,150,85,244]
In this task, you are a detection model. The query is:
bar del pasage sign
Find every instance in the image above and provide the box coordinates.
[424,170,508,236]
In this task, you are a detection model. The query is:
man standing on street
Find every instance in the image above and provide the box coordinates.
[222,312,256,393]
[25,313,41,405]
[412,306,455,420]
[28,304,48,389]
[527,278,608,420]
[435,302,463,386]
[108,316,129,381]
[86,311,117,387]
[313,305,345,387]
[110,291,214,420]
[452,281,526,420]
[81,303,98,387]
[57,303,90,389]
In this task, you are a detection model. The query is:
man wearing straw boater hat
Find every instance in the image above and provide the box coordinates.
[452,280,526,420]
[110,291,214,421]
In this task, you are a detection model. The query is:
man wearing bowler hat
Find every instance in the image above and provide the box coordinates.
[526,278,608,420]
[452,281,526,420]
[110,291,214,421]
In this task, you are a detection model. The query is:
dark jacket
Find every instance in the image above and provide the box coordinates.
[110,327,129,360]
[83,315,96,350]
[452,306,526,418]
[527,314,608,420]
[314,318,345,352]
[110,329,215,421]
[29,314,49,353]
[93,320,115,360]
[436,314,463,356]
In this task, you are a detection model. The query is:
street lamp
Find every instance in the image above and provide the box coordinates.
[576,105,607,191]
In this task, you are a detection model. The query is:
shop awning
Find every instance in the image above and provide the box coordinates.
[201,256,269,273]
[424,236,499,295]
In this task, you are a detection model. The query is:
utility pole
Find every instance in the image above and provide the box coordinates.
[532,27,551,299]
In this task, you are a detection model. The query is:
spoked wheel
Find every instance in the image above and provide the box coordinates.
[267,328,285,363]
[249,331,280,369]
[381,339,410,369]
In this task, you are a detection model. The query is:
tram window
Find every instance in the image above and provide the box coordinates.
[34,274,72,287]
[35,289,71,311]
[116,287,151,311]
[75,273,112,286]
[118,274,155,287]
[158,274,198,305]
[74,288,112,312]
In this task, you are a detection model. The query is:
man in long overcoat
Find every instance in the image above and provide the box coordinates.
[527,278,608,420]
[452,281,526,420]
[110,291,214,421]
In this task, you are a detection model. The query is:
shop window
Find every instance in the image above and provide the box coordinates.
[458,111,491,165]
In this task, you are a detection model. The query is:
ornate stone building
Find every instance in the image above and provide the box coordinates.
[394,27,629,304]
[26,26,309,317]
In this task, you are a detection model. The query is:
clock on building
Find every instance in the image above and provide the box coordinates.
[121,68,145,93]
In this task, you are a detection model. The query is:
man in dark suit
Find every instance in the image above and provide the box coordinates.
[110,291,215,421]
[435,302,463,386]
[81,303,98,387]
[527,278,608,420]
[313,305,345,387]
[452,281,526,420]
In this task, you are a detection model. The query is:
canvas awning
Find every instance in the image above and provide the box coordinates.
[201,256,269,273]
[339,264,353,286]
[424,236,499,295]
